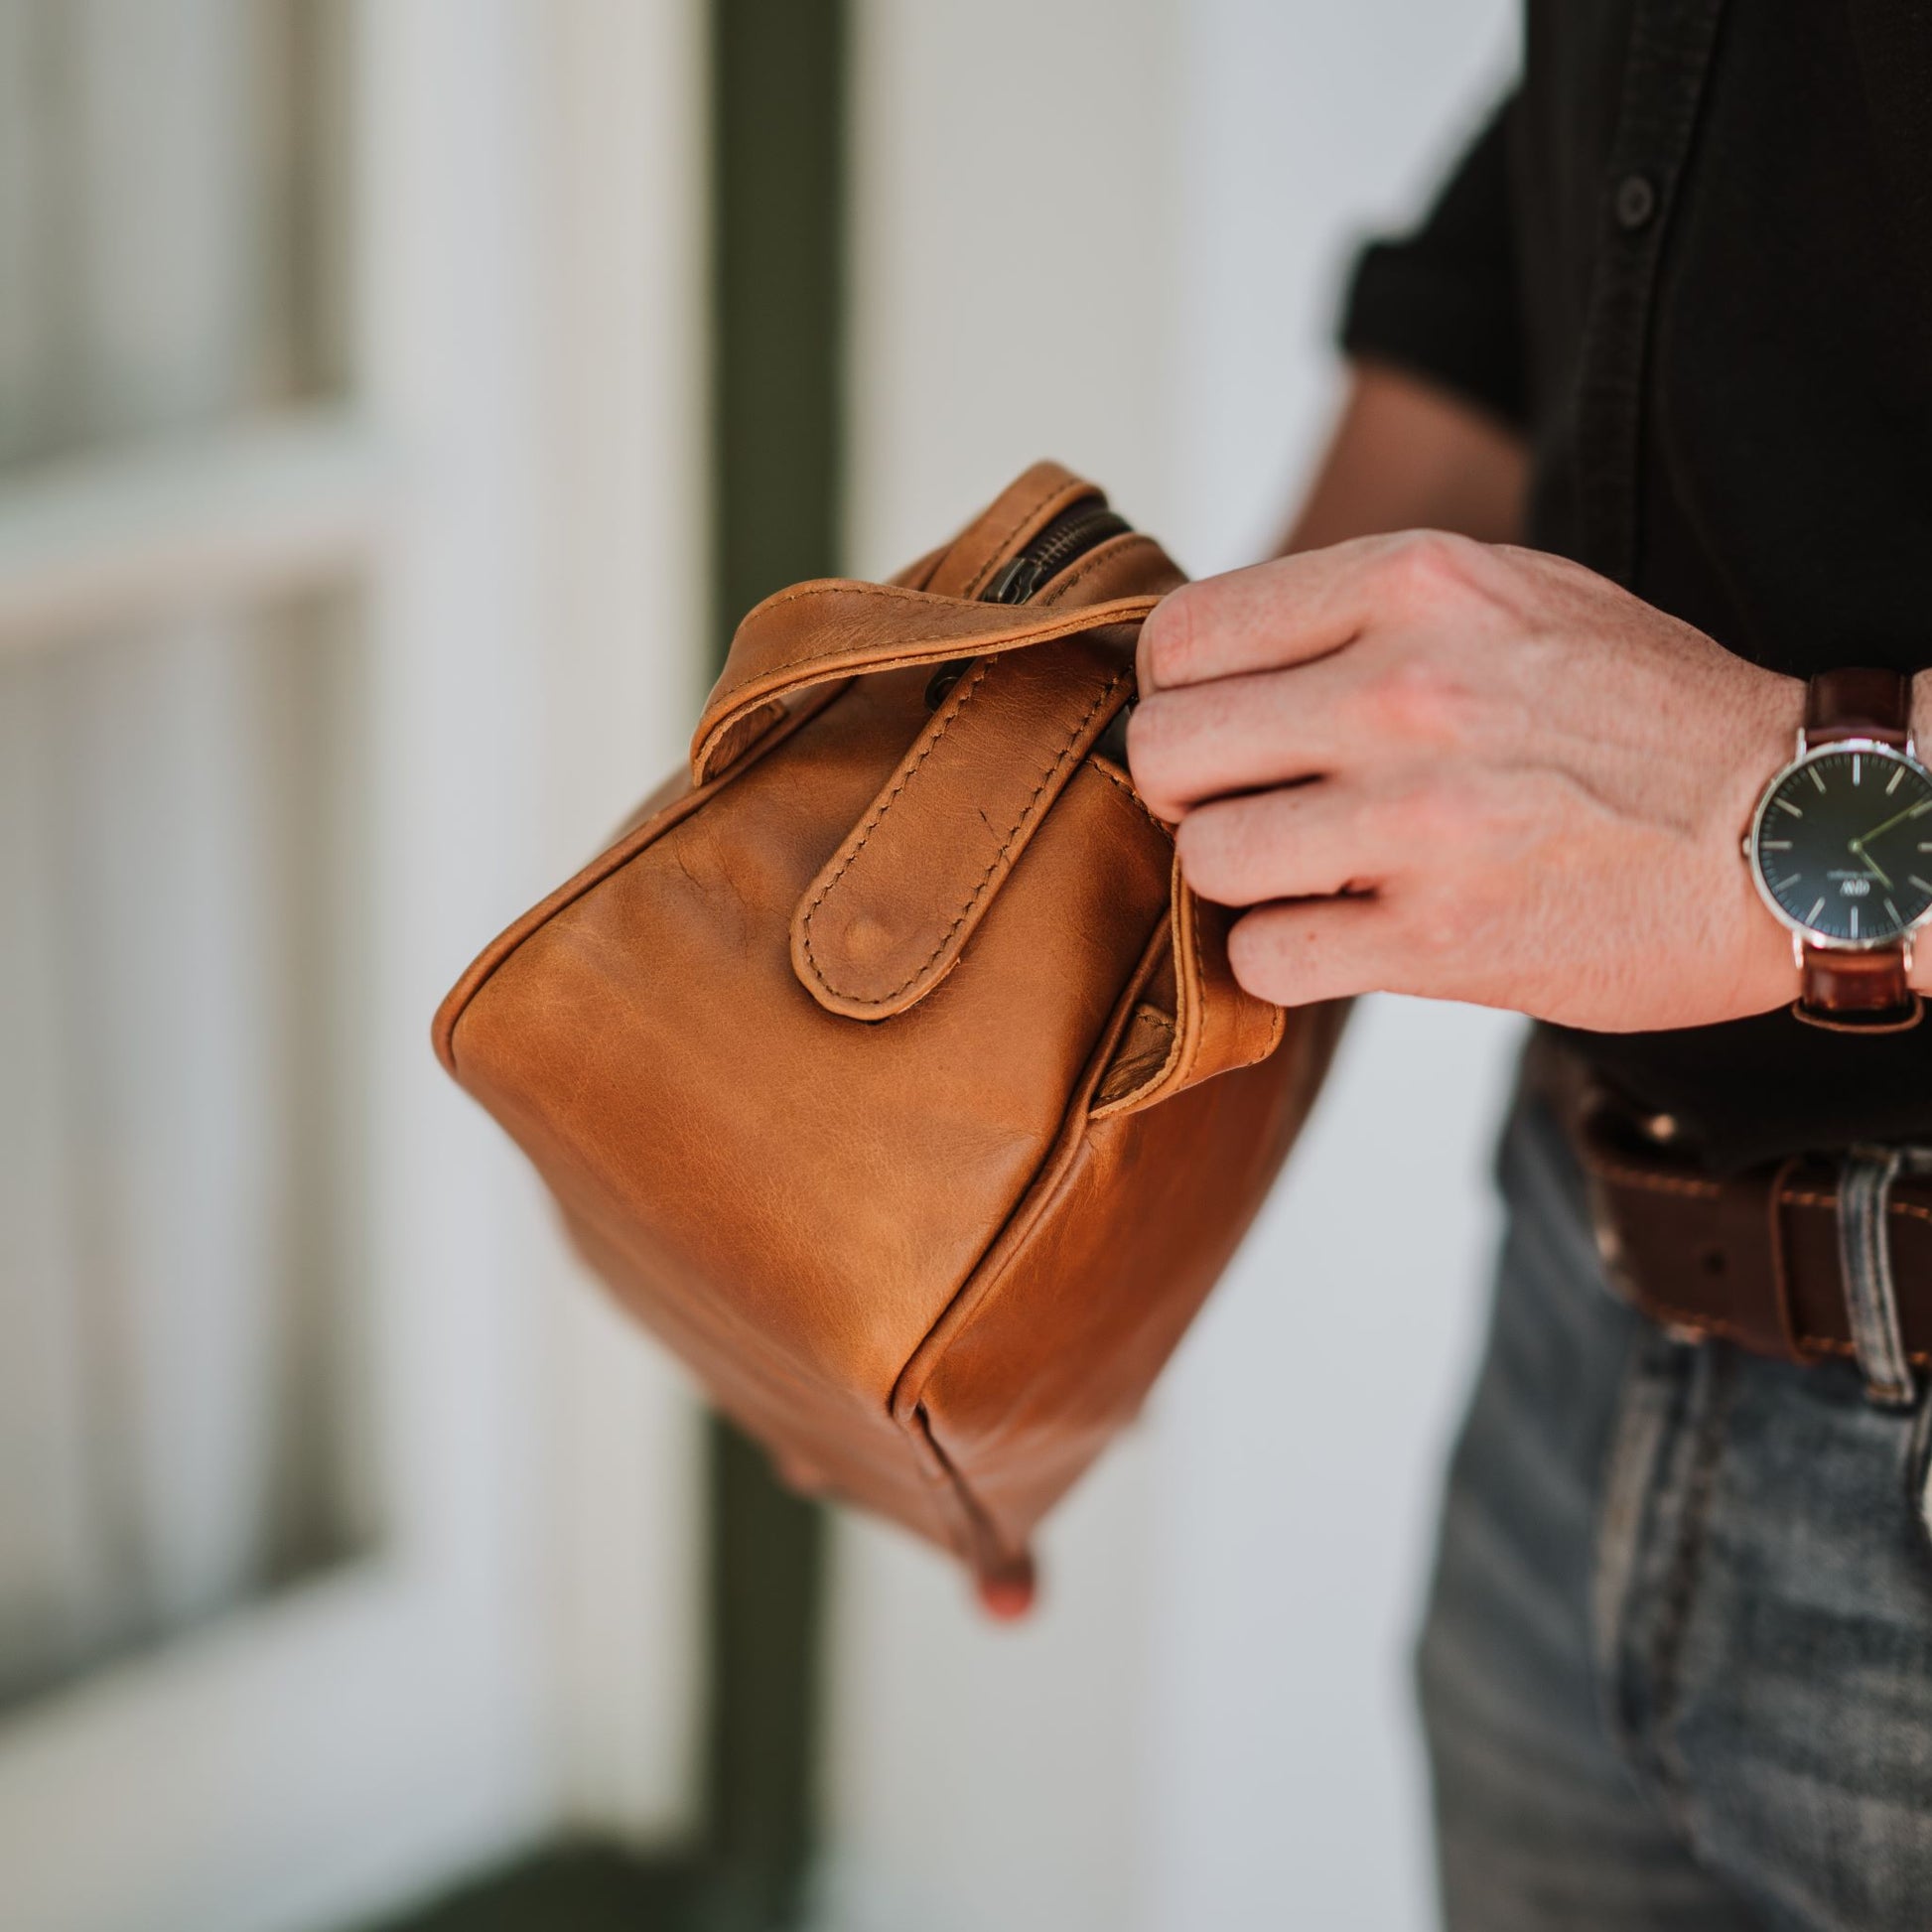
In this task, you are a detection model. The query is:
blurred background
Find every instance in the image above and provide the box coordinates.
[0,2,1523,1928]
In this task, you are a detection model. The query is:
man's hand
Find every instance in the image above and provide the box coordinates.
[1126,530,1811,1033]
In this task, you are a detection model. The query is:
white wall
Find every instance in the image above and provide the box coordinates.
[823,5,1521,1930]
[1148,9,1522,1930]
[821,8,1181,1928]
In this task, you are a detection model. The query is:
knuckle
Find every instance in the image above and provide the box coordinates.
[1385,773,1494,850]
[1173,804,1239,899]
[1376,528,1482,607]
[1363,653,1475,742]
[1137,584,1202,691]
[1400,869,1503,957]
[1400,887,1475,957]
[1124,697,1178,800]
[1225,912,1289,1001]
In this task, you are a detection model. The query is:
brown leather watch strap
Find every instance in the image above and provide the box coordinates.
[1794,666,1921,1033]
[1801,947,1916,1023]
[1804,666,1911,747]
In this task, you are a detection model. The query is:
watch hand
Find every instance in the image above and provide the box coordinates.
[1854,796,1932,849]
[1852,839,1895,888]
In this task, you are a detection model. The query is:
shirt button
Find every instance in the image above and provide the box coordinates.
[1614,172,1658,231]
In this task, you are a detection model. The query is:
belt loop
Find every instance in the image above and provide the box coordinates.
[1838,1145,1916,1409]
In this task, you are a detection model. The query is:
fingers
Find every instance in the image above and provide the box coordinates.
[1129,639,1476,821]
[1173,779,1394,905]
[1134,528,1489,695]
[1136,548,1366,696]
[1224,894,1406,1008]
[1128,651,1376,818]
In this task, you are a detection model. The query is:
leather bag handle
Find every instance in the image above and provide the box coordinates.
[694,576,1287,1102]
[690,580,1160,784]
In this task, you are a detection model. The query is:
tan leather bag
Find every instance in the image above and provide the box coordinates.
[434,464,1343,1589]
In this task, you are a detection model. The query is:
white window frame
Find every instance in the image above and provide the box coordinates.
[0,5,708,1927]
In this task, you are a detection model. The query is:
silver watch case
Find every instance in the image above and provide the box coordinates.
[1743,728,1932,970]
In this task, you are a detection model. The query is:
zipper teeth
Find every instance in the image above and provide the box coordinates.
[981,499,1131,605]
[926,495,1134,710]
[1015,503,1129,588]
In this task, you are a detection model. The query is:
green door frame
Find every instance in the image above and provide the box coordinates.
[699,1,846,1913]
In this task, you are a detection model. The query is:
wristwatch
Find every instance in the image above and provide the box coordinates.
[1745,668,1929,1032]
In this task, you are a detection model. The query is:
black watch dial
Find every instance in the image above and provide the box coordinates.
[1754,746,1932,943]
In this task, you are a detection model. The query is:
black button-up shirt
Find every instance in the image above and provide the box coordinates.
[1341,0,1932,1170]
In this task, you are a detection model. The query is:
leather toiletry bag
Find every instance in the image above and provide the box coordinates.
[434,463,1343,1589]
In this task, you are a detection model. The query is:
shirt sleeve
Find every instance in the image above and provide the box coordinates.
[1339,92,1527,429]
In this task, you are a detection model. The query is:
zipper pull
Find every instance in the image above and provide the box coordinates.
[924,660,971,709]
[981,555,1040,606]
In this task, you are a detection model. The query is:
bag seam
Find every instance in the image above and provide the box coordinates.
[436,681,846,1077]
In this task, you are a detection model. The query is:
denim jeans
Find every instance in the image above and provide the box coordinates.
[1420,1091,1932,1931]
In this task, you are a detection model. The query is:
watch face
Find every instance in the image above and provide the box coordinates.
[1753,745,1932,944]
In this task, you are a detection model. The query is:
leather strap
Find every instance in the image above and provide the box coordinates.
[1090,868,1286,1117]
[690,582,1161,784]
[1794,667,1921,1032]
[791,629,1133,1019]
[1531,1035,1932,1369]
[1805,666,1911,747]
[1799,948,1919,1028]
[921,461,1101,601]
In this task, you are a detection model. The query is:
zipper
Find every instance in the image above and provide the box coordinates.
[924,495,1133,710]
[978,498,1131,606]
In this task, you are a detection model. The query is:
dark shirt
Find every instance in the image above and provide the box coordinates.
[1339,0,1932,1172]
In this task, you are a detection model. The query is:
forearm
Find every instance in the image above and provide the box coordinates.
[1276,358,1529,557]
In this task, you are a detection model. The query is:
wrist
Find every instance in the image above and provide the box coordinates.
[1729,671,1808,1014]
[1735,666,1932,1015]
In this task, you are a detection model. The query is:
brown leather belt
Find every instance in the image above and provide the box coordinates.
[1528,1034,1932,1385]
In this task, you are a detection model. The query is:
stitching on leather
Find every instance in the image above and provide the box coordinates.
[961,484,1083,598]
[1584,1154,1932,1230]
[800,665,1131,1006]
[1179,892,1206,1085]
[1095,1007,1177,1109]
[695,594,1155,774]
[440,681,845,1076]
[703,585,1157,720]
[1623,1287,1930,1369]
[1587,1157,1932,1365]
[1582,1158,1723,1199]
[892,919,1170,1416]
[1126,890,1192,1105]
[1087,757,1171,835]
[1034,532,1163,606]
[796,658,995,963]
